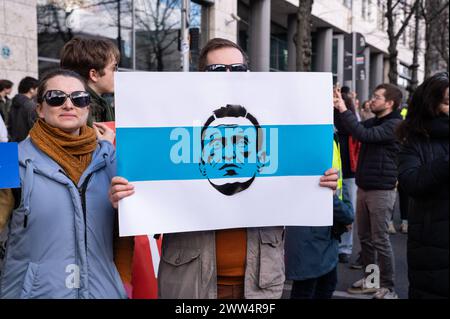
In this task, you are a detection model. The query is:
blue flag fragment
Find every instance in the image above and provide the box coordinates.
[0,143,20,189]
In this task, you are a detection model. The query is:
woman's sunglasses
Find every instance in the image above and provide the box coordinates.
[205,63,248,72]
[41,90,90,108]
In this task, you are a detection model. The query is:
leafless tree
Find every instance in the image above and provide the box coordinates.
[384,0,420,84]
[420,0,449,77]
[37,0,124,59]
[409,0,421,92]
[135,0,181,71]
[295,0,314,71]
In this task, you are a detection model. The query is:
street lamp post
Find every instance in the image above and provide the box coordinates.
[181,0,190,72]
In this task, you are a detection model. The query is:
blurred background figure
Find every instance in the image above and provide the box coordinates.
[359,100,375,122]
[334,86,357,264]
[8,76,39,142]
[0,79,14,126]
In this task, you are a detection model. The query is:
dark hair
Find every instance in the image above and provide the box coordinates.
[60,36,120,80]
[198,38,248,71]
[397,72,449,141]
[341,91,356,114]
[0,79,13,90]
[374,83,403,110]
[341,86,351,95]
[201,104,263,151]
[361,100,371,109]
[37,68,87,104]
[18,77,39,94]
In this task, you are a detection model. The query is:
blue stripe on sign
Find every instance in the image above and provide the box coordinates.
[117,124,334,182]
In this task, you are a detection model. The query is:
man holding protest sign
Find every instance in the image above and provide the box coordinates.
[110,38,338,299]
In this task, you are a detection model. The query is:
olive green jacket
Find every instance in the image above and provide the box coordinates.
[87,87,115,126]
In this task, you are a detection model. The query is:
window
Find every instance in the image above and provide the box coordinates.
[270,22,288,71]
[362,0,372,20]
[377,0,386,30]
[37,0,205,75]
[343,0,352,9]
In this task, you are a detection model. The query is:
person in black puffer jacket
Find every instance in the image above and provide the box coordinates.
[397,72,449,299]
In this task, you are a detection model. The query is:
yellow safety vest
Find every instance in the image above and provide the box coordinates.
[400,108,408,119]
[332,136,343,200]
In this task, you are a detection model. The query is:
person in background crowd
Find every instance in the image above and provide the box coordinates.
[334,83,403,299]
[285,134,354,299]
[397,72,449,299]
[0,68,125,299]
[0,79,14,125]
[388,102,409,235]
[0,112,7,142]
[8,77,39,143]
[109,38,339,299]
[334,86,357,264]
[358,100,375,122]
[60,37,119,125]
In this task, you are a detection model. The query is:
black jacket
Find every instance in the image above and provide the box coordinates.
[397,116,449,299]
[339,110,402,190]
[8,94,37,142]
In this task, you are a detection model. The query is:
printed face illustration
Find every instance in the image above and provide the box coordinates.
[199,105,264,196]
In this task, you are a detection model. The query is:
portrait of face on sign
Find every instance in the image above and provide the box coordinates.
[199,105,266,196]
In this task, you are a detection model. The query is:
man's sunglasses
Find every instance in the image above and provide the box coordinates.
[205,63,248,72]
[41,90,90,108]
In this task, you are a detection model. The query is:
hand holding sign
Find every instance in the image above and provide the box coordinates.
[93,122,116,145]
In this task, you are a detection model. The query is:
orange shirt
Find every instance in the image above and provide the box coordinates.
[215,228,247,285]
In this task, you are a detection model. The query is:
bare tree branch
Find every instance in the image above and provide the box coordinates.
[395,0,419,40]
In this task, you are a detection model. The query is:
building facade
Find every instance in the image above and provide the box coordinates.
[1,0,425,102]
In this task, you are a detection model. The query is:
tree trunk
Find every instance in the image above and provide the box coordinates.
[423,0,449,77]
[157,45,164,71]
[296,0,314,71]
[117,0,122,60]
[386,0,398,84]
[409,2,421,92]
[424,0,434,77]
[386,0,419,84]
[387,40,399,85]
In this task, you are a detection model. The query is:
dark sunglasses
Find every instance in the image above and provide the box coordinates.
[41,90,90,108]
[205,63,248,72]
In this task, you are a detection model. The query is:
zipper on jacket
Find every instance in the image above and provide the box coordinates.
[79,173,93,254]
[58,169,92,298]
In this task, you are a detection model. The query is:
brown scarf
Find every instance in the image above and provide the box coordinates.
[29,119,97,184]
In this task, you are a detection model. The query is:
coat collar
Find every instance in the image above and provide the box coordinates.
[18,138,114,187]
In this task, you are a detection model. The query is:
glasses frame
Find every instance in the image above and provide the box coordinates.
[205,63,249,72]
[42,90,91,108]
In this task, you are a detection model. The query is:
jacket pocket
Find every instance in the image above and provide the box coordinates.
[20,262,39,299]
[159,248,201,299]
[258,228,285,289]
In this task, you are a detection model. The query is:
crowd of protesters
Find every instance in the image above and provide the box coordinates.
[0,36,448,300]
